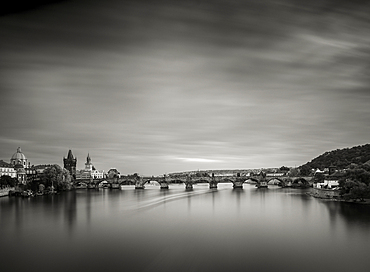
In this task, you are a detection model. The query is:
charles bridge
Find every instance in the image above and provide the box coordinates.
[75,172,313,190]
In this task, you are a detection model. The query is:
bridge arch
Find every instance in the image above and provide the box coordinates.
[97,180,111,188]
[146,180,160,186]
[291,177,310,188]
[119,179,137,186]
[245,177,258,183]
[267,177,284,185]
[74,181,88,189]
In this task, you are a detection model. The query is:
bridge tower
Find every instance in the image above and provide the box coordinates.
[63,150,77,180]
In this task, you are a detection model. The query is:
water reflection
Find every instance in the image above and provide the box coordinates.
[232,187,243,212]
[322,200,370,231]
[1,185,370,272]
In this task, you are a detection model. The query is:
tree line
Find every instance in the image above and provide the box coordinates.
[299,143,370,171]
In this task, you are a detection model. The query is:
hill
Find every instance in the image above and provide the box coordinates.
[299,143,370,170]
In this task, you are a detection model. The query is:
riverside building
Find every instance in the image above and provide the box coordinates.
[76,153,105,180]
[0,160,17,178]
[9,147,31,184]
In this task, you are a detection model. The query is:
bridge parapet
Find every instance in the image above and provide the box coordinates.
[131,172,294,190]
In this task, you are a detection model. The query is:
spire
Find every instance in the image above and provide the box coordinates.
[87,153,91,164]
[67,149,74,159]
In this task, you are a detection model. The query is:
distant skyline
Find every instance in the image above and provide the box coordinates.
[1,0,369,175]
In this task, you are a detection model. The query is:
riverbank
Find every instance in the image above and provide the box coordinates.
[307,188,370,204]
[0,188,14,197]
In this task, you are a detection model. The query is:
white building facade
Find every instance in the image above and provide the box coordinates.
[0,160,17,178]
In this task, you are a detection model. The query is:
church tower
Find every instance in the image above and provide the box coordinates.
[85,153,93,171]
[64,150,77,179]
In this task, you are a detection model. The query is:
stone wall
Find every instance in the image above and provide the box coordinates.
[311,188,341,199]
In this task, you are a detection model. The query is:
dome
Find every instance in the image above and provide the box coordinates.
[10,147,29,167]
[11,147,27,161]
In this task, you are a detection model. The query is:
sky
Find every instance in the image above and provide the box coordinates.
[0,0,369,175]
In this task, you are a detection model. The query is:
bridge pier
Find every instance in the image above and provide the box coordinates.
[232,181,244,189]
[111,183,120,189]
[209,173,218,189]
[232,173,244,189]
[159,182,169,189]
[256,181,268,188]
[185,175,193,190]
[160,175,169,189]
[135,177,145,189]
[185,183,193,190]
[256,171,268,188]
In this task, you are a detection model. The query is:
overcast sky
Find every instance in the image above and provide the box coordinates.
[0,0,369,175]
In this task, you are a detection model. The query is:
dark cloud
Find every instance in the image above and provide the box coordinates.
[0,0,369,174]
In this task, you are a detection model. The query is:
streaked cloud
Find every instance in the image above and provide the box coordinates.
[0,0,369,175]
[177,158,223,163]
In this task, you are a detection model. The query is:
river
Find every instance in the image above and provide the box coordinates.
[1,183,370,272]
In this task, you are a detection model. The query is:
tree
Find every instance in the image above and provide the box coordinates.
[313,172,325,183]
[288,168,299,177]
[41,164,72,191]
[0,175,17,188]
[299,165,312,176]
[279,166,290,172]
[339,164,370,201]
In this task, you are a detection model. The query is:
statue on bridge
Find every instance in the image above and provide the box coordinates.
[256,171,268,188]
[185,174,193,190]
[232,173,244,189]
[158,174,169,189]
[209,173,218,189]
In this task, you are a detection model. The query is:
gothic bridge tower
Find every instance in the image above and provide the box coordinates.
[64,150,77,179]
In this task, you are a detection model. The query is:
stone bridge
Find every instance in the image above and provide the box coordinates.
[132,172,270,190]
[244,175,313,188]
[75,173,313,190]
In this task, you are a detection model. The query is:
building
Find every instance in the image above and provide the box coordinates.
[10,147,30,168]
[63,150,77,179]
[266,172,286,177]
[26,164,54,183]
[14,164,27,184]
[76,153,104,180]
[76,169,92,180]
[76,153,93,179]
[33,164,53,175]
[91,169,105,179]
[10,147,31,184]
[0,160,17,178]
[85,153,93,171]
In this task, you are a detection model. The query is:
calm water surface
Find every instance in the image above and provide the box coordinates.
[1,183,370,272]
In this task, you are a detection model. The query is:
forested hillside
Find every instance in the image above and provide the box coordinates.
[300,144,370,170]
